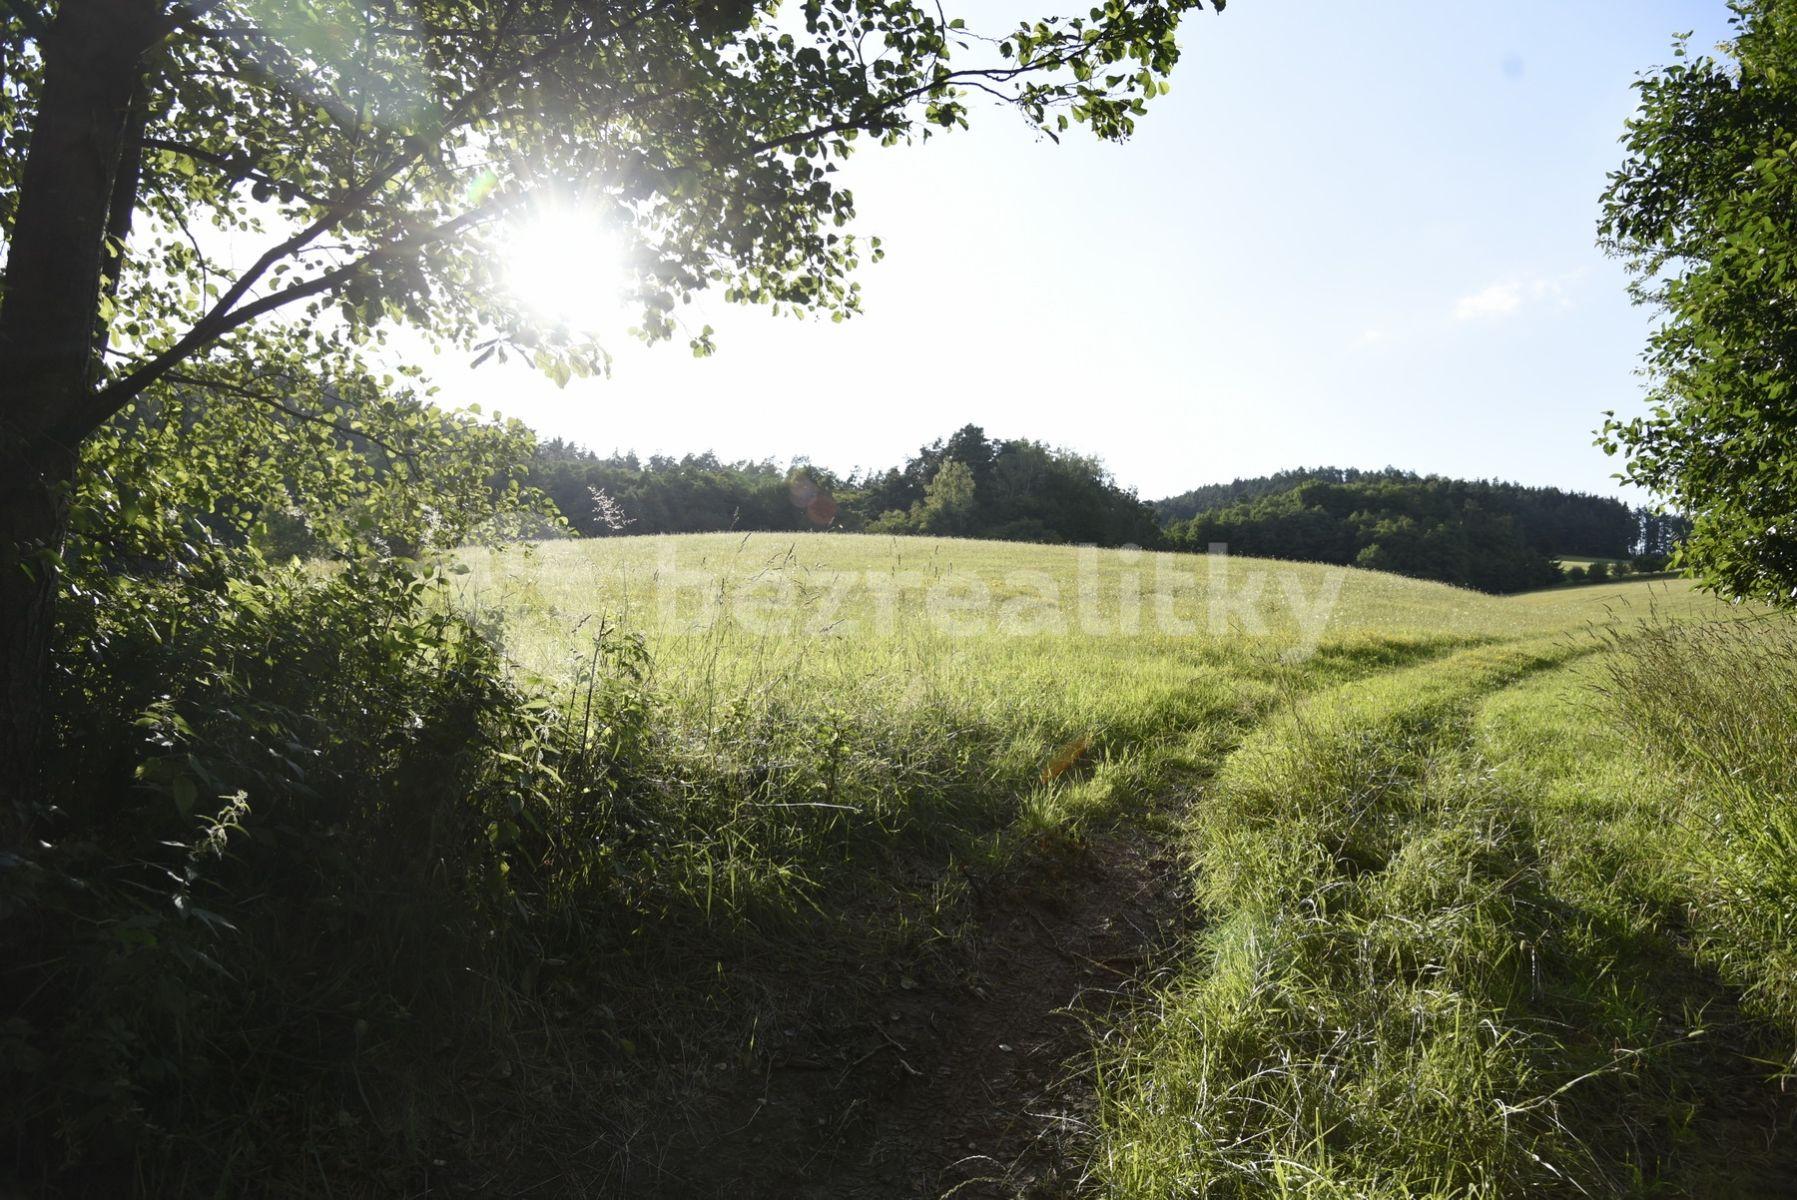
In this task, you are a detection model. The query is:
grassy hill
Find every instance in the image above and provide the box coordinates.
[25,528,1778,1196]
[1556,554,1633,568]
[460,532,1710,669]
[433,534,1792,1194]
[454,533,1718,824]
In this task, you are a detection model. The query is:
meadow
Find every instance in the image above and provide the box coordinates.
[439,533,1791,1194]
[456,532,1718,775]
[15,3,1796,1194]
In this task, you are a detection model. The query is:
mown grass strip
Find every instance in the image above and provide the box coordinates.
[1097,619,1797,1198]
[1094,639,1671,1198]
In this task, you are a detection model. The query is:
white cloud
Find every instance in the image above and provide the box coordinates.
[1454,282,1524,320]
[1355,272,1584,353]
[1453,276,1575,322]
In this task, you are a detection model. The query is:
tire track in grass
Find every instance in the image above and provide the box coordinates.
[1093,639,1601,1198]
[1095,637,1797,1197]
[601,635,1497,1199]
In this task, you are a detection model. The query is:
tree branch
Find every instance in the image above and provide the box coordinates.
[196,19,363,131]
[162,369,412,460]
[140,136,336,207]
[94,84,147,363]
[0,0,47,40]
[71,2,1104,444]
[82,195,514,432]
[728,46,1098,163]
[69,3,679,435]
[157,0,231,39]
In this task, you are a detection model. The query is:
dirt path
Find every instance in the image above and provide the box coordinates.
[659,827,1191,1199]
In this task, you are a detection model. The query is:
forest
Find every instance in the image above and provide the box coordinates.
[530,436,1681,592]
[1161,471,1687,592]
[528,423,1161,546]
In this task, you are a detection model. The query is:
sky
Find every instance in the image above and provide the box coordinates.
[389,0,1740,502]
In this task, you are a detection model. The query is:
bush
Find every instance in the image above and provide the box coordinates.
[5,379,1059,1195]
[3,559,579,1194]
[4,545,1032,1195]
[1564,565,1589,583]
[1587,561,1611,582]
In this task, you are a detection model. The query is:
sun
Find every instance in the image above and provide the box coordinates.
[503,202,627,331]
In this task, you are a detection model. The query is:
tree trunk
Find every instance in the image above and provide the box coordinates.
[0,443,77,835]
[0,0,160,837]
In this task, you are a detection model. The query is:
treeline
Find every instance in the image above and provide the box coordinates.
[1158,467,1649,559]
[1163,472,1688,593]
[528,424,1158,546]
[529,439,1686,595]
[855,424,1159,544]
[530,442,842,536]
[1165,478,1555,592]
[1156,467,1397,523]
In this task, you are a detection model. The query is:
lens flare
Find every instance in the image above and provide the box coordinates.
[503,202,626,331]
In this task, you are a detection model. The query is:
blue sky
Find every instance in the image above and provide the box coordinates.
[409,0,1738,501]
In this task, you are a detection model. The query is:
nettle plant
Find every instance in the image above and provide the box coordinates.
[0,0,1223,813]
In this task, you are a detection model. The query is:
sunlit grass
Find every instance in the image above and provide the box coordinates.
[446,533,1775,1191]
[1093,610,1797,1197]
[455,532,1713,762]
[452,534,1715,839]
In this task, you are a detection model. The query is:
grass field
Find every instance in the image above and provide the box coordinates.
[454,533,1719,867]
[446,533,1791,1194]
[1554,555,1633,568]
[453,534,1716,885]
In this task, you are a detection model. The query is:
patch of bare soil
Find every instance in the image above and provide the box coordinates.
[643,827,1190,1199]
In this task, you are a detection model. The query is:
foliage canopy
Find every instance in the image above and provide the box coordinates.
[1600,0,1797,603]
[1161,472,1655,593]
[529,423,1161,545]
[2,0,1222,425]
[0,0,1225,798]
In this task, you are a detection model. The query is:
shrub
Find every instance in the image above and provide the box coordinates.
[0,370,593,1194]
[2,558,578,1194]
[4,543,1033,1195]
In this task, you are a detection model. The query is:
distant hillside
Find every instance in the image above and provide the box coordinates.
[1158,471,1682,594]
[527,438,1683,595]
[1156,468,1661,561]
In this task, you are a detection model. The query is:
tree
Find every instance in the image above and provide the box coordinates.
[913,457,976,535]
[0,0,1224,818]
[1161,474,1568,593]
[1599,0,1797,603]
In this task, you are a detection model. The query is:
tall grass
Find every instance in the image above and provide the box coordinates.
[1599,615,1797,1056]
[1095,643,1614,1198]
[1097,611,1797,1198]
[451,537,1747,1194]
[6,532,1749,1195]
